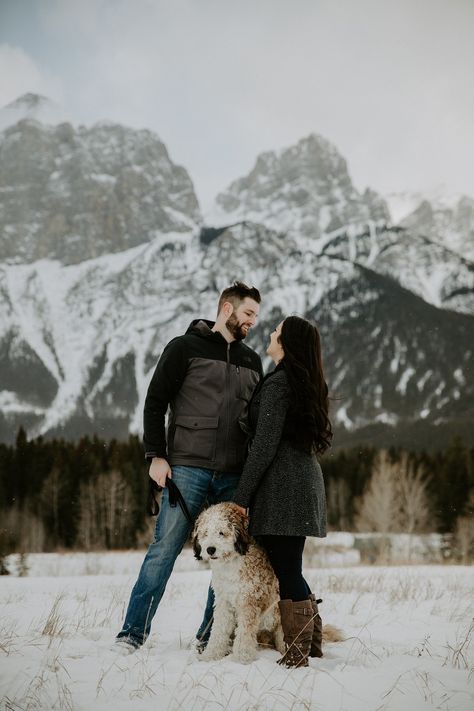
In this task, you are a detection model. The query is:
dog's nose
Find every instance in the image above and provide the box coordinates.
[206,546,216,556]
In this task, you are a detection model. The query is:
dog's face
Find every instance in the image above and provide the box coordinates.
[192,503,250,562]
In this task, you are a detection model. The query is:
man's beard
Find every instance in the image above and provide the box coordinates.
[225,313,248,341]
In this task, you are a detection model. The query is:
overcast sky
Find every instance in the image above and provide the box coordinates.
[0,0,473,209]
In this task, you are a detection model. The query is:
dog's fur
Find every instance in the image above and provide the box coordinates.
[193,502,343,663]
[192,502,285,663]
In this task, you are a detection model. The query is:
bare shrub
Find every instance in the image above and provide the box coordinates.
[39,466,65,546]
[0,505,46,561]
[78,479,105,550]
[396,453,432,534]
[327,477,351,529]
[355,450,433,561]
[453,493,474,563]
[0,514,16,574]
[355,451,398,534]
[77,470,136,550]
[16,552,29,576]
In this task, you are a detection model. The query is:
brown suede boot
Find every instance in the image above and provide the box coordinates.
[277,599,314,668]
[308,594,323,658]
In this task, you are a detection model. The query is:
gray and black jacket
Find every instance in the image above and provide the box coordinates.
[144,320,262,474]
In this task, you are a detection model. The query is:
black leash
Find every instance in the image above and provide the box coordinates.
[148,478,194,524]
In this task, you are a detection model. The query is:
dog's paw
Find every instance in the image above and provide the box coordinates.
[232,646,257,664]
[189,641,204,660]
[199,647,227,662]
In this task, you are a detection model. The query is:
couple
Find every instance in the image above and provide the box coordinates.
[115,281,332,667]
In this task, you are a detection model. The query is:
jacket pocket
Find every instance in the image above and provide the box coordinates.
[172,415,219,460]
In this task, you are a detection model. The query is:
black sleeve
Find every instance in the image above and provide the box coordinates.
[233,376,289,508]
[143,337,188,460]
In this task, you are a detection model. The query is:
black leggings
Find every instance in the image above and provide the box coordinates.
[255,535,312,602]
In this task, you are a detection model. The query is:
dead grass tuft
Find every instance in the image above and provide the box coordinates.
[41,593,67,639]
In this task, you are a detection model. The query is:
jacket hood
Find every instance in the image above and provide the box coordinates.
[186,319,227,342]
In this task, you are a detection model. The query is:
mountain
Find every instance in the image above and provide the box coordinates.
[385,189,474,260]
[208,134,390,239]
[0,93,69,131]
[400,196,474,261]
[321,222,474,315]
[0,98,201,265]
[0,97,473,449]
[1,223,472,450]
[208,136,474,316]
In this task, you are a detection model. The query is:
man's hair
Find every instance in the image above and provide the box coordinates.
[217,281,261,315]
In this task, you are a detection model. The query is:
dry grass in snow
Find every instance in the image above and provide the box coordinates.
[0,555,473,710]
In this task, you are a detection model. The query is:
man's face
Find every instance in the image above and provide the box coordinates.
[225,297,259,341]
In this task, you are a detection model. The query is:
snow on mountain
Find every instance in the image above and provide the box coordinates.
[0,93,70,131]
[1,96,473,447]
[400,196,474,260]
[385,188,474,259]
[0,231,202,439]
[385,186,465,223]
[1,223,473,449]
[207,134,390,238]
[0,98,201,264]
[205,134,473,314]
[321,222,474,315]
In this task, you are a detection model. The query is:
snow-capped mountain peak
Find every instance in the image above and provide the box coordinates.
[385,188,474,259]
[207,133,389,237]
[0,93,70,131]
[0,101,202,264]
[0,105,473,448]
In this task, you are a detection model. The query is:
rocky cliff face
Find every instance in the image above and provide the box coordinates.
[0,95,472,449]
[385,189,474,260]
[210,134,390,238]
[1,221,472,449]
[400,196,474,260]
[0,111,201,264]
[321,222,474,315]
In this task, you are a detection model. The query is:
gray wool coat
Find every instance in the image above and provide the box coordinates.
[233,368,327,538]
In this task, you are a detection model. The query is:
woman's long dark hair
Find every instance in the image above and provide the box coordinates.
[278,316,332,454]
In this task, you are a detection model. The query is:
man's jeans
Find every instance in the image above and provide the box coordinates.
[116,465,240,648]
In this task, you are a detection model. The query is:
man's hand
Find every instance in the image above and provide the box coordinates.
[149,457,172,488]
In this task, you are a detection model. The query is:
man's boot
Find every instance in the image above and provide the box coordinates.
[277,599,314,668]
[308,594,323,658]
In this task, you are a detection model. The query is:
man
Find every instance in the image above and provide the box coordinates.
[115,281,262,652]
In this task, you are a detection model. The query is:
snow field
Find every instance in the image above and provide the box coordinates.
[0,556,473,711]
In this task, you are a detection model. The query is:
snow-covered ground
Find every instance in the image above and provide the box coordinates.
[1,553,473,710]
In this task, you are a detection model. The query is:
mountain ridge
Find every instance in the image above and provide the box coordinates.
[0,94,473,448]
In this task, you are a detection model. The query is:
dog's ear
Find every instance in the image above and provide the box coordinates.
[234,516,251,556]
[192,523,202,560]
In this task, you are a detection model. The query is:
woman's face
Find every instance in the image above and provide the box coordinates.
[266,321,284,362]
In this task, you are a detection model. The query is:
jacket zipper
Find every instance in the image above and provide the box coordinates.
[224,343,231,464]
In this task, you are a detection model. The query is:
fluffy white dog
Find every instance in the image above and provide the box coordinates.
[192,502,285,663]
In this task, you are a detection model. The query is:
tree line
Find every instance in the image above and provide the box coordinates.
[0,429,473,562]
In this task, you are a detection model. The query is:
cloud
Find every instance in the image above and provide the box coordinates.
[2,0,473,205]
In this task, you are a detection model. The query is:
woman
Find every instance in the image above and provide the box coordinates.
[233,315,332,668]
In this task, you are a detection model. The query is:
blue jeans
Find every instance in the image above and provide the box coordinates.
[117,465,240,648]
